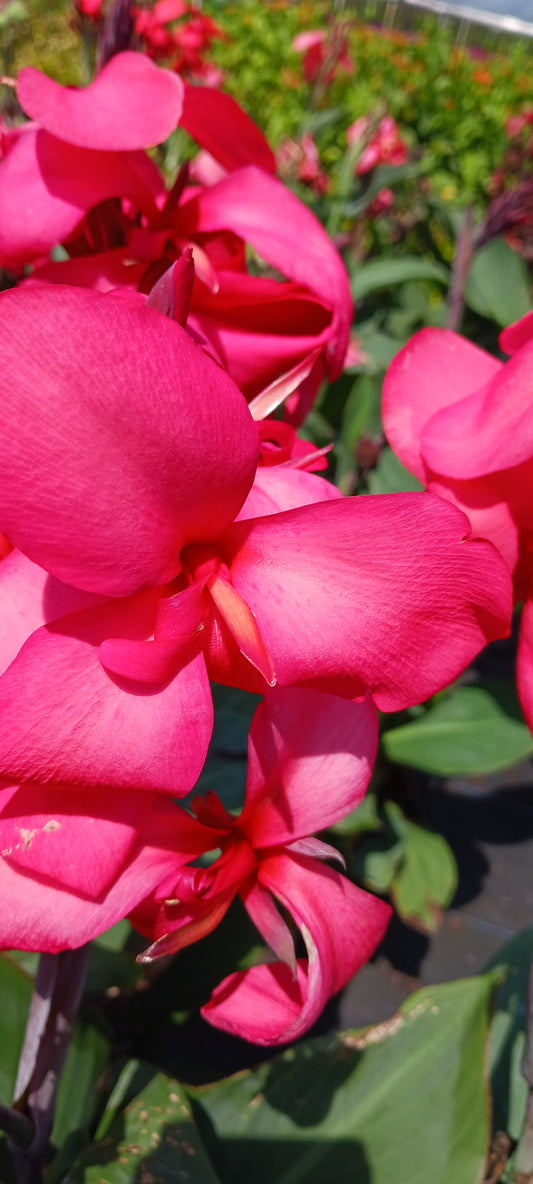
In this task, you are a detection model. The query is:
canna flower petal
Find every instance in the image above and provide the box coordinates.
[0,286,258,597]
[240,687,378,846]
[217,494,512,710]
[203,853,391,1044]
[181,84,276,174]
[0,794,201,953]
[0,597,213,793]
[179,165,352,379]
[17,53,184,151]
[0,783,155,897]
[421,341,533,480]
[0,129,164,270]
[382,327,502,481]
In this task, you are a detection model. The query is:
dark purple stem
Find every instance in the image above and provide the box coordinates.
[10,946,89,1184]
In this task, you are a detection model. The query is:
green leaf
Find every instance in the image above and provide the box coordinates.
[391,819,458,932]
[383,683,533,776]
[486,928,533,1143]
[47,1009,112,1184]
[189,976,494,1184]
[0,954,33,1104]
[464,237,531,327]
[367,447,424,493]
[351,256,450,302]
[64,1069,222,1184]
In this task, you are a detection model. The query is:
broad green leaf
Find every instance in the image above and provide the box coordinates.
[0,954,33,1103]
[329,789,379,836]
[351,256,450,302]
[339,374,382,451]
[189,976,494,1184]
[48,1009,112,1184]
[391,820,458,932]
[383,684,533,776]
[64,1069,222,1184]
[486,928,533,1143]
[351,831,404,893]
[464,237,531,327]
[368,447,424,493]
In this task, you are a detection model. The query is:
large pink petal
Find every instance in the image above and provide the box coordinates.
[0,597,213,794]
[240,688,377,846]
[203,854,390,1044]
[181,85,276,174]
[0,549,106,677]
[17,54,183,151]
[382,328,502,481]
[0,795,199,952]
[0,783,154,896]
[421,341,533,479]
[216,494,512,710]
[500,310,533,355]
[0,286,258,596]
[0,129,163,269]
[179,166,352,378]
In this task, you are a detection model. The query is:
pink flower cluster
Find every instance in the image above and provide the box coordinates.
[347,114,409,176]
[133,0,227,85]
[0,53,513,1044]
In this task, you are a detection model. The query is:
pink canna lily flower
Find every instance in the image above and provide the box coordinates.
[0,285,513,795]
[3,53,351,422]
[382,315,533,730]
[0,688,388,1044]
[131,687,392,1045]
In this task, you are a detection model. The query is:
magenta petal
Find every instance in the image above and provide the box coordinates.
[0,549,106,678]
[203,854,391,1044]
[237,465,342,520]
[421,341,533,479]
[0,795,191,952]
[382,328,502,481]
[0,287,258,596]
[0,783,154,896]
[517,592,533,733]
[17,54,183,150]
[181,85,276,174]
[180,166,352,377]
[0,597,213,794]
[500,310,533,355]
[241,879,296,972]
[220,495,512,711]
[240,688,377,846]
[0,129,163,269]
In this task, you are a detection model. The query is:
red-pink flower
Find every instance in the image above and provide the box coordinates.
[2,53,351,422]
[0,285,512,796]
[133,686,391,1044]
[347,114,408,175]
[382,316,533,729]
[0,688,389,1043]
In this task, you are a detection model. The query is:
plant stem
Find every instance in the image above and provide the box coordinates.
[9,946,89,1184]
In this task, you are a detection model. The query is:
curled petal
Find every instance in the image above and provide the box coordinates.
[241,879,296,973]
[203,854,391,1044]
[421,341,533,480]
[240,687,377,846]
[0,287,258,596]
[17,54,184,151]
[382,328,502,482]
[180,166,352,378]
